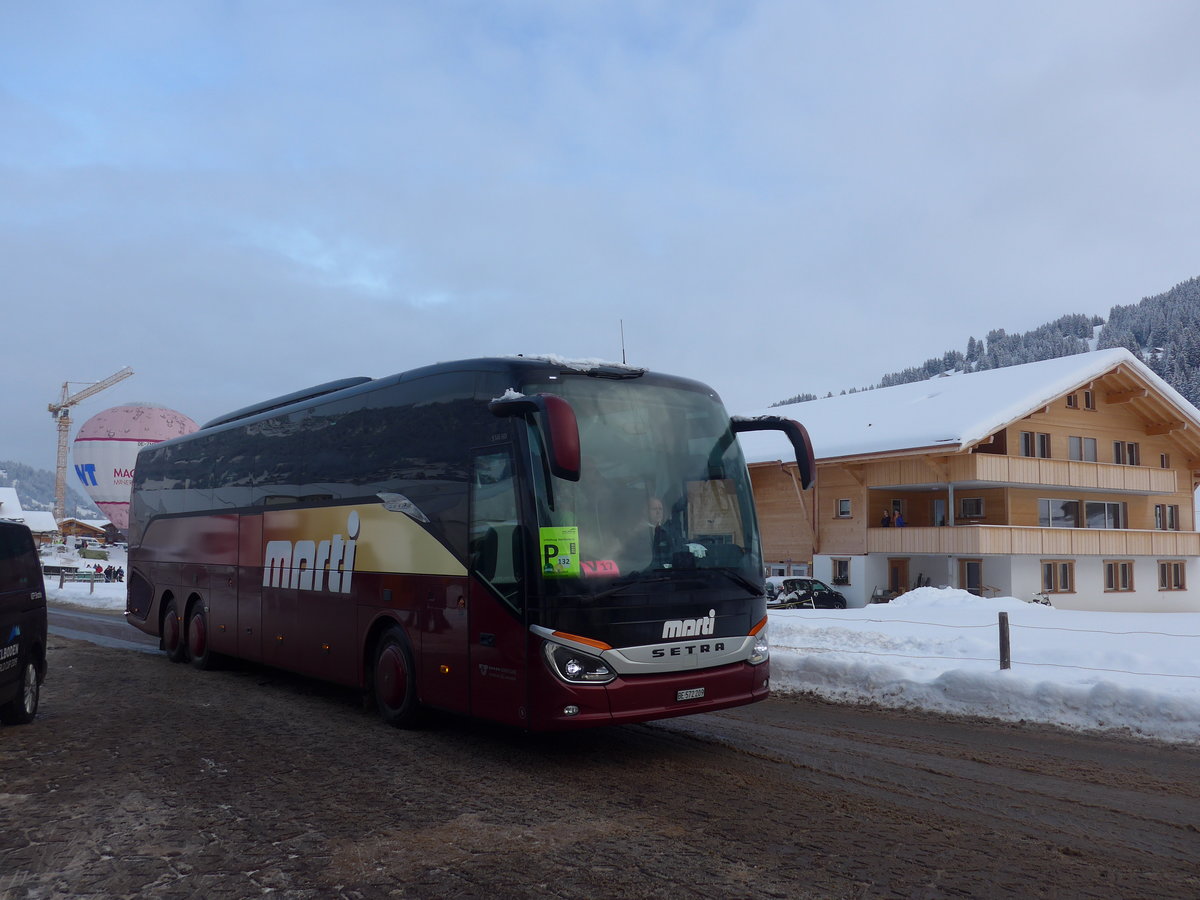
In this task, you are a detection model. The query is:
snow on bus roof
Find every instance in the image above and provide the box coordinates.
[497,353,644,372]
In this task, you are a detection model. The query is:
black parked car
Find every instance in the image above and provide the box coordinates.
[0,520,48,725]
[767,577,847,609]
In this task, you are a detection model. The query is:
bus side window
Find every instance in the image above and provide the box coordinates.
[470,449,524,607]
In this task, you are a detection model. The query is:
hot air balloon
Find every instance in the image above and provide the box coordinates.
[72,404,199,530]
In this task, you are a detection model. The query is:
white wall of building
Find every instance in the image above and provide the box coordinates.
[813,554,869,608]
[823,552,1200,613]
[1035,556,1200,613]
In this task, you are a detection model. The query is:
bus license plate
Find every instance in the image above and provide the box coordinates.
[676,687,705,701]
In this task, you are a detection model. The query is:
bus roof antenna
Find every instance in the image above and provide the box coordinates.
[620,319,626,365]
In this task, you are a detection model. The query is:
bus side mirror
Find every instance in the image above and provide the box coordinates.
[731,416,816,489]
[489,392,581,482]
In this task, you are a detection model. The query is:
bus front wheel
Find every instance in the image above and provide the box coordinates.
[372,627,419,727]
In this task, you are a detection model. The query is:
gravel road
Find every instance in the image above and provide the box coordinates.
[2,632,1197,899]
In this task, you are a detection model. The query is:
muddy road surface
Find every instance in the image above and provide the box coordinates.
[2,625,1198,899]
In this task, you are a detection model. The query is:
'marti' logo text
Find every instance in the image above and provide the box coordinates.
[662,609,716,640]
[263,511,360,593]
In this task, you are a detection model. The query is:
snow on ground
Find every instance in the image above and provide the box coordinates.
[768,587,1200,744]
[45,571,1200,744]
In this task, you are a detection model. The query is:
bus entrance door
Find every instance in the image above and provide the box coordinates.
[467,448,529,728]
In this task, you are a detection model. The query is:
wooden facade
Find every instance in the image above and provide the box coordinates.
[57,519,108,539]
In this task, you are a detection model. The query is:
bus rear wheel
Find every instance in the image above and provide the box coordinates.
[372,627,419,727]
[162,600,188,663]
[187,605,216,670]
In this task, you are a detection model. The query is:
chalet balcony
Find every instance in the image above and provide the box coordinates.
[867,524,1200,557]
[866,454,1178,494]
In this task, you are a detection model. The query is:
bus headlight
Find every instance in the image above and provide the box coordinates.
[748,625,769,666]
[544,642,615,684]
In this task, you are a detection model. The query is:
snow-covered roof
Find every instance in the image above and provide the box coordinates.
[0,487,24,519]
[19,510,59,534]
[737,348,1200,464]
[60,517,111,532]
[0,487,58,533]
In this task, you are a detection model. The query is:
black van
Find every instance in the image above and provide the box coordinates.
[0,521,47,725]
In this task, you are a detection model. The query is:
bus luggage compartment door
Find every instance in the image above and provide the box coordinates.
[237,514,264,662]
[415,577,470,714]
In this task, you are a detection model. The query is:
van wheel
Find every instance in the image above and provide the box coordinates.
[372,627,420,728]
[162,600,188,663]
[0,659,40,725]
[188,606,216,670]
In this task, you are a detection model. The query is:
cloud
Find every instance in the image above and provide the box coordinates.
[2,2,1200,466]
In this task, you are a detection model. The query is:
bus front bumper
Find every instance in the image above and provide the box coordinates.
[528,659,770,731]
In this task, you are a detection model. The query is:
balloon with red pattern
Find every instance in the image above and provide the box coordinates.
[72,404,199,530]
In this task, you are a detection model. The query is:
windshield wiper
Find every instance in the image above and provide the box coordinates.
[587,571,681,602]
[702,568,762,596]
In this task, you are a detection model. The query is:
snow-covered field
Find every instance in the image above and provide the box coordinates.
[768,587,1200,744]
[45,564,1200,744]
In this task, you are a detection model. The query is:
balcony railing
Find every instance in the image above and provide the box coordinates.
[861,454,1178,493]
[953,455,1177,492]
[867,525,1200,557]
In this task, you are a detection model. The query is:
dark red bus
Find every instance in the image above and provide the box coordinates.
[126,357,813,730]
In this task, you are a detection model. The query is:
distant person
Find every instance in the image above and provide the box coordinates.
[880,510,891,527]
[894,511,907,527]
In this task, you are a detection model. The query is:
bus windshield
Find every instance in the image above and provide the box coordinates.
[521,374,763,601]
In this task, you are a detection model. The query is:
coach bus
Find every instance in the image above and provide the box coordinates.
[126,356,814,730]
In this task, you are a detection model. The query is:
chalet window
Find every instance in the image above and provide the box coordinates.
[960,497,984,518]
[1038,498,1079,528]
[1068,436,1097,462]
[832,558,851,585]
[1066,393,1078,409]
[1155,504,1180,531]
[1112,441,1140,466]
[1158,560,1186,591]
[1041,560,1074,593]
[1020,431,1051,458]
[1085,501,1126,529]
[836,499,852,518]
[1104,560,1134,592]
[1160,453,1170,469]
[1083,390,1095,410]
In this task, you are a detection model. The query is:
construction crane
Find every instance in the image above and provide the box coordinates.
[48,367,134,521]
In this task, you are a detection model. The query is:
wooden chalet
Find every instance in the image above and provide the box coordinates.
[738,348,1200,612]
[58,518,112,543]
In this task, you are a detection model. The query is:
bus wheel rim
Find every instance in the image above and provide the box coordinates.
[376,645,408,708]
[189,614,206,659]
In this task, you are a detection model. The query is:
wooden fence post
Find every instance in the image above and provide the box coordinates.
[998,611,1011,670]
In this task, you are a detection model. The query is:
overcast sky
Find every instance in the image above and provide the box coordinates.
[4,1,1199,470]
